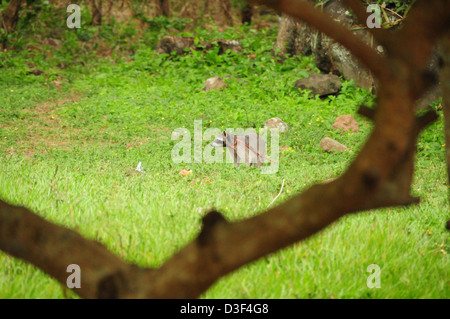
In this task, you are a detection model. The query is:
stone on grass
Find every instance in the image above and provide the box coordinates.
[295,73,342,96]
[209,39,243,54]
[203,76,228,91]
[319,137,348,152]
[264,117,289,132]
[156,36,195,55]
[332,114,359,133]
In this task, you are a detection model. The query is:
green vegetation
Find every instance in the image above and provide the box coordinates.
[0,5,448,299]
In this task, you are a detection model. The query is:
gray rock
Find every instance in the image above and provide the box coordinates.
[319,137,348,152]
[213,39,243,54]
[203,76,228,91]
[295,73,342,96]
[264,117,289,132]
[156,36,195,55]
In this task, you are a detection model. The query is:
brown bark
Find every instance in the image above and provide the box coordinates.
[0,0,448,299]
[273,0,315,56]
[2,0,24,33]
[273,13,303,56]
[91,0,102,26]
[178,0,233,29]
[439,34,450,185]
[205,0,233,27]
[241,3,253,25]
[439,32,450,226]
[0,200,150,298]
[159,0,170,17]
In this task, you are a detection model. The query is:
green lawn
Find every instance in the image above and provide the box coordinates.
[0,22,448,298]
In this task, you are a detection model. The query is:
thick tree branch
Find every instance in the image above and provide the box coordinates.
[0,200,154,298]
[342,0,392,48]
[439,32,450,186]
[394,1,449,71]
[357,105,376,120]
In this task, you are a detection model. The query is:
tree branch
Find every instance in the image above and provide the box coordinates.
[0,200,155,298]
[342,0,392,48]
[357,105,376,120]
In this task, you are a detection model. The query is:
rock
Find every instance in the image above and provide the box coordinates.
[212,39,243,54]
[275,0,442,104]
[203,76,228,91]
[157,36,243,56]
[332,115,359,133]
[156,36,195,55]
[275,0,387,91]
[295,73,342,96]
[319,137,348,152]
[264,117,289,132]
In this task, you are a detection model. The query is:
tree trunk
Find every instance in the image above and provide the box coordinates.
[159,0,170,17]
[179,0,233,29]
[273,13,304,56]
[241,3,253,25]
[2,0,24,33]
[273,0,317,57]
[439,33,450,185]
[208,0,233,27]
[91,0,102,26]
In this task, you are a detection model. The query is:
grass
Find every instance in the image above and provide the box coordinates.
[0,11,448,298]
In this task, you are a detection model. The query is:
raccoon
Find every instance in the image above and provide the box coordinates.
[210,131,265,168]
